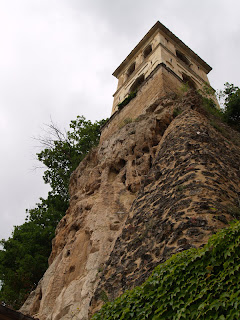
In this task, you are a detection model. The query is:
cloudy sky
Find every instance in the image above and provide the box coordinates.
[0,0,240,241]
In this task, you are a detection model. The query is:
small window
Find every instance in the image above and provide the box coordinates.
[129,74,145,93]
[143,45,152,59]
[176,50,190,66]
[182,73,196,89]
[127,62,136,77]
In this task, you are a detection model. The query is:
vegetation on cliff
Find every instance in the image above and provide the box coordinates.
[0,116,106,308]
[0,194,68,309]
[92,220,240,320]
[202,82,240,133]
[37,116,107,203]
[220,83,240,130]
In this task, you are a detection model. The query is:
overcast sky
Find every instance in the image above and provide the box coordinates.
[0,0,240,241]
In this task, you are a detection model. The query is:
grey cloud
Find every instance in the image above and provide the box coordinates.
[0,0,239,240]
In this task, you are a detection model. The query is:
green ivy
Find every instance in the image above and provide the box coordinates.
[92,220,240,319]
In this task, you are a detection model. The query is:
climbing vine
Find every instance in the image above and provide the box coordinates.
[92,220,240,319]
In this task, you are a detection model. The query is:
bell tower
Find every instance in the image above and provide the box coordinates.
[101,21,214,142]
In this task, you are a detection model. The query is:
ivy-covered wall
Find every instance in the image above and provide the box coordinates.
[92,220,240,319]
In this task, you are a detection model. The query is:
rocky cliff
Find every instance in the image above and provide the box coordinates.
[20,91,240,320]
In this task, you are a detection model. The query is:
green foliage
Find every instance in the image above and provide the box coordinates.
[176,184,186,192]
[173,108,182,118]
[201,96,224,119]
[0,116,107,308]
[92,221,240,320]
[118,91,137,110]
[99,290,109,303]
[202,82,216,96]
[209,120,231,139]
[198,82,240,133]
[179,82,190,93]
[37,116,107,202]
[200,90,240,146]
[0,194,68,308]
[220,83,240,129]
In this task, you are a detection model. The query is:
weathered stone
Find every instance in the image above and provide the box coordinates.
[20,92,240,320]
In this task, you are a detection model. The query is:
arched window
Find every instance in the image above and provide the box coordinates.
[143,44,152,59]
[129,74,145,93]
[127,62,136,77]
[182,73,196,89]
[176,50,190,66]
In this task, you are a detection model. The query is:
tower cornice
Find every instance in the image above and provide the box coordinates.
[113,21,212,78]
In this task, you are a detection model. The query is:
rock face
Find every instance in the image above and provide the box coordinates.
[20,92,240,320]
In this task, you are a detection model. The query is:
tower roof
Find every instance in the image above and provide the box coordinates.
[113,21,212,78]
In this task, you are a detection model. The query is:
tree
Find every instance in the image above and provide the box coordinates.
[0,115,107,308]
[37,116,106,202]
[220,83,240,129]
[0,193,67,308]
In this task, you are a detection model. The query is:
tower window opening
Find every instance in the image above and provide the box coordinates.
[127,62,136,77]
[143,44,152,59]
[176,50,190,66]
[129,74,145,93]
[182,73,196,89]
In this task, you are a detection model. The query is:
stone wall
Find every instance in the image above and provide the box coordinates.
[90,92,240,316]
[100,64,183,143]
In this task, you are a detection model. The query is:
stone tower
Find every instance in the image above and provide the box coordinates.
[100,21,214,142]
